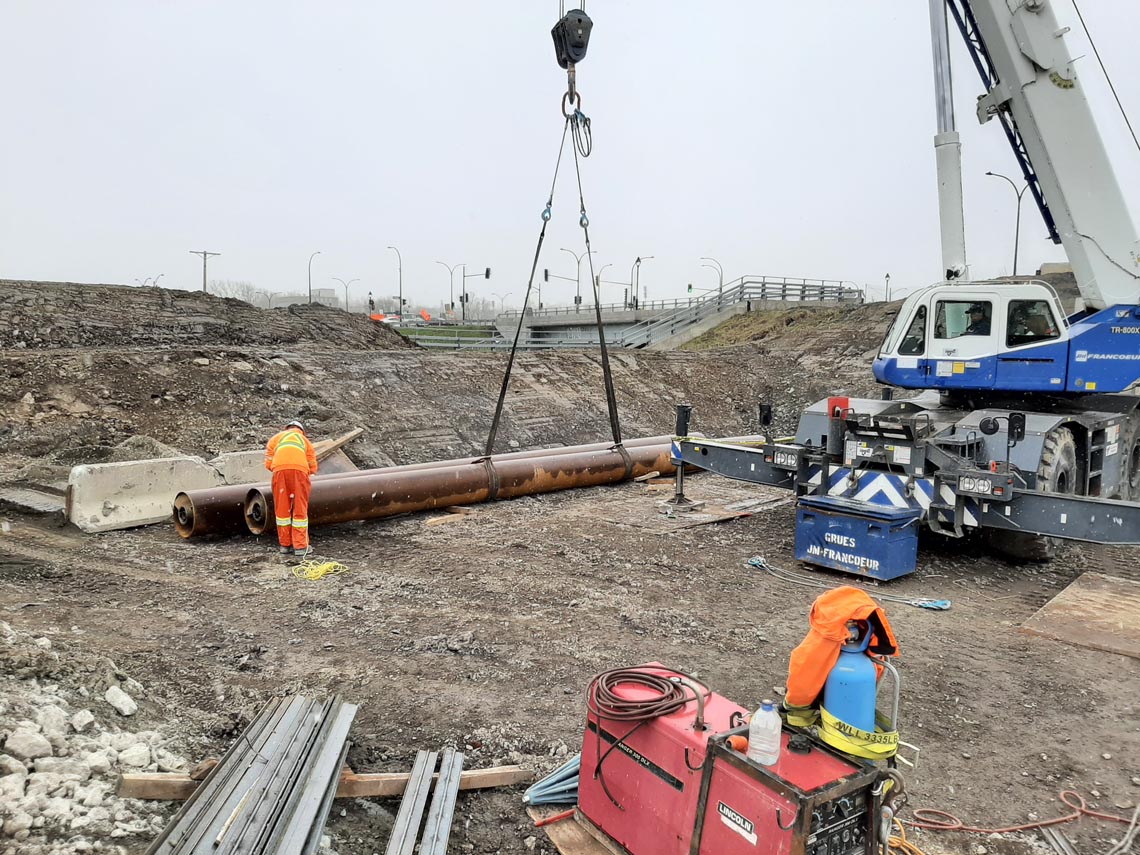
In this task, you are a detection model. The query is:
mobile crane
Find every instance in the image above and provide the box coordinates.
[678,0,1140,579]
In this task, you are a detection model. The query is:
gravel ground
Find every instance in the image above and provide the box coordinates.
[0,289,1137,854]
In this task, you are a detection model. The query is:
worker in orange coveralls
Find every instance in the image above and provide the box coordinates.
[264,420,318,558]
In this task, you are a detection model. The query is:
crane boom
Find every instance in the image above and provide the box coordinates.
[952,0,1139,309]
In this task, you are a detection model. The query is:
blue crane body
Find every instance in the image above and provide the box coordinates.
[679,0,1140,579]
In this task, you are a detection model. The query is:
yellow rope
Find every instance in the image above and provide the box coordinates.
[890,818,928,855]
[291,559,348,581]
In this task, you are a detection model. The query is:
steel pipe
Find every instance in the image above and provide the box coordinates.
[243,443,676,536]
[173,436,674,538]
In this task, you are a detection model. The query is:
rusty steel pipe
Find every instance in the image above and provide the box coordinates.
[243,443,676,536]
[173,436,673,538]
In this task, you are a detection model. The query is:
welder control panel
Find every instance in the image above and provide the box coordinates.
[807,791,867,855]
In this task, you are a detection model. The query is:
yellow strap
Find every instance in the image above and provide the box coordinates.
[818,706,899,760]
[782,702,819,729]
[291,560,347,581]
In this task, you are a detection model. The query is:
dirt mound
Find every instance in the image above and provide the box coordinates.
[0,280,412,351]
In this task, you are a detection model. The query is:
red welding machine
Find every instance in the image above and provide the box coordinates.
[579,664,885,855]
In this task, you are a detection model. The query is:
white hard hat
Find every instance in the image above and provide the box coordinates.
[286,420,304,431]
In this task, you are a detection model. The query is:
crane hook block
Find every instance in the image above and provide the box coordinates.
[552,9,593,69]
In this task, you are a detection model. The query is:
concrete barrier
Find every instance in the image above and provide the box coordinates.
[67,457,225,533]
[208,451,266,485]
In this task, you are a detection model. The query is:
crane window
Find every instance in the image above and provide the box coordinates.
[898,306,927,355]
[1007,300,1060,347]
[935,300,991,339]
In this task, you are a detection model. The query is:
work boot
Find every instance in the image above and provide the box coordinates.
[279,545,293,555]
[296,546,312,560]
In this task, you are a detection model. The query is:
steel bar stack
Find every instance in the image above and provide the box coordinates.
[146,696,357,855]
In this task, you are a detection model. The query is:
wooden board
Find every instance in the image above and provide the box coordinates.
[525,807,625,855]
[119,764,530,801]
[313,427,364,461]
[1022,572,1140,660]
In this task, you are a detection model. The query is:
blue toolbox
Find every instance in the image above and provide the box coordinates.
[794,495,921,580]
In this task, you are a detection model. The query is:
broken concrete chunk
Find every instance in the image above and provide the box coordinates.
[70,709,96,733]
[36,704,70,741]
[33,756,91,780]
[192,357,210,366]
[103,685,137,716]
[3,728,53,762]
[116,743,150,768]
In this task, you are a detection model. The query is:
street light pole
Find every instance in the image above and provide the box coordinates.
[631,256,654,307]
[700,257,724,302]
[387,246,403,318]
[492,291,513,312]
[307,251,321,304]
[885,273,892,302]
[436,261,462,318]
[332,277,360,311]
[985,171,1029,276]
[153,274,164,288]
[189,250,220,293]
[595,263,614,302]
[560,247,594,312]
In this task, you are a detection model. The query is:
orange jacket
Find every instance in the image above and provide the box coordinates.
[265,429,318,475]
[785,586,898,709]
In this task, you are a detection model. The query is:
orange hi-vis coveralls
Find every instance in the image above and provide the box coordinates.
[264,428,318,550]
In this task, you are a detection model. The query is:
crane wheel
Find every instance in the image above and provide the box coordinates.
[983,426,1078,562]
[1120,416,1140,502]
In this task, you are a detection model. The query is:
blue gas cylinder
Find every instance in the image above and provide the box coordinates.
[822,626,878,732]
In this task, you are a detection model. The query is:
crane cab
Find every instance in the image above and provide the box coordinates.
[873,281,1071,393]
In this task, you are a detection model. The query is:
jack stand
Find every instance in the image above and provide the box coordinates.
[662,403,705,513]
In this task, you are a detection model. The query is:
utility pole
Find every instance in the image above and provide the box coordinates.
[189,250,220,293]
[459,264,492,322]
[387,246,403,318]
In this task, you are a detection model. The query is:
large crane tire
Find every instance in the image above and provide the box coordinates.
[983,426,1078,562]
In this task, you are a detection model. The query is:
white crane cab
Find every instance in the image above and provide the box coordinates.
[874,281,1077,393]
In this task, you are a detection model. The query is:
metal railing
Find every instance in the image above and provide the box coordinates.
[614,276,863,349]
[404,276,862,351]
[497,275,862,321]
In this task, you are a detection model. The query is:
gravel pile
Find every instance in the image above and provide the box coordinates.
[0,620,188,854]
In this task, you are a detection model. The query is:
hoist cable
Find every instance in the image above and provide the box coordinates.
[569,117,623,446]
[484,120,571,457]
[1071,0,1140,155]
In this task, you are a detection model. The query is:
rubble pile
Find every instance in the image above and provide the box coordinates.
[0,621,187,854]
[0,280,412,351]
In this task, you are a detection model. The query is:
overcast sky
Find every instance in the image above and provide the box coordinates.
[2,1,1138,309]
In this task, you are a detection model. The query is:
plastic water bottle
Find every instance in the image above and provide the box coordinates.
[747,699,782,766]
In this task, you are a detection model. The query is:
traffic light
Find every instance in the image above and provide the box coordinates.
[687,283,693,293]
[544,269,549,282]
[484,268,491,279]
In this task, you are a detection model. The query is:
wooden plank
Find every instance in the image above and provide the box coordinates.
[118,764,531,801]
[632,471,661,483]
[525,807,623,855]
[313,427,364,461]
[1022,572,1140,660]
[425,514,468,528]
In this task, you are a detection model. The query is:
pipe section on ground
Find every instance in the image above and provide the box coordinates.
[173,436,674,538]
[243,443,675,536]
